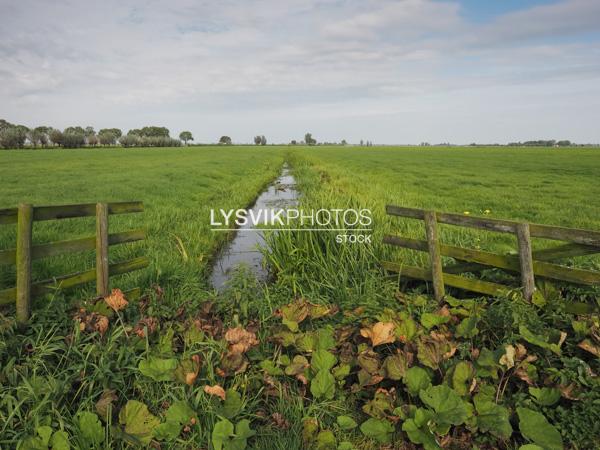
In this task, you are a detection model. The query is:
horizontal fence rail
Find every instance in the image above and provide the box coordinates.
[383,205,600,305]
[0,201,148,325]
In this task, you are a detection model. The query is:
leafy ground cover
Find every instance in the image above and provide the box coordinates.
[0,146,599,449]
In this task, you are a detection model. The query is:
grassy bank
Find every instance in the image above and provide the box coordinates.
[0,145,599,449]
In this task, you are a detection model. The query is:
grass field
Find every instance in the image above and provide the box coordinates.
[1,145,599,449]
[0,146,284,297]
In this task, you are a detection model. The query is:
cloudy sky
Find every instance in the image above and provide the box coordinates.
[1,0,599,144]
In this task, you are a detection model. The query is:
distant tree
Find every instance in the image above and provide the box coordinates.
[219,136,232,145]
[254,135,261,145]
[290,140,297,145]
[557,140,571,146]
[87,134,99,146]
[341,139,347,145]
[140,126,169,138]
[304,133,316,145]
[359,139,364,146]
[84,126,95,137]
[62,131,86,148]
[260,135,267,145]
[179,131,193,145]
[28,126,51,147]
[119,134,140,147]
[98,131,117,146]
[49,129,64,146]
[64,126,85,135]
[0,126,28,148]
[99,128,122,139]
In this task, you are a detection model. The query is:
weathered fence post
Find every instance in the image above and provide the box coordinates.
[424,210,445,301]
[96,203,109,296]
[16,203,33,325]
[516,222,535,301]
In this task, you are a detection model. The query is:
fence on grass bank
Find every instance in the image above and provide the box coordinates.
[382,205,600,310]
[0,201,148,325]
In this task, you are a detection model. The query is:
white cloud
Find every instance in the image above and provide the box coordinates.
[0,0,599,143]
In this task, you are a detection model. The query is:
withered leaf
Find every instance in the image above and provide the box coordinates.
[225,327,259,354]
[104,288,128,312]
[360,322,396,347]
[204,384,226,400]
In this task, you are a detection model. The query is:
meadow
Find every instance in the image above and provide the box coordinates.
[0,145,599,449]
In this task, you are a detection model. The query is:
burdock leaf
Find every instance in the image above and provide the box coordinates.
[383,352,409,380]
[419,385,468,426]
[285,355,310,376]
[403,366,432,396]
[77,411,104,445]
[529,387,561,406]
[138,356,177,381]
[119,400,160,445]
[220,389,243,419]
[154,401,197,440]
[311,369,336,400]
[517,407,563,450]
[420,312,450,330]
[337,416,358,430]
[312,349,337,372]
[474,394,512,439]
[360,418,394,444]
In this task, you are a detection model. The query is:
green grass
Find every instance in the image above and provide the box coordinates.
[0,146,285,297]
[1,145,599,450]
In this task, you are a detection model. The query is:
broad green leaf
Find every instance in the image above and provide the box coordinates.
[259,359,284,376]
[315,327,337,351]
[362,391,394,419]
[519,445,544,450]
[302,418,319,446]
[419,385,468,426]
[402,409,440,450]
[158,327,175,355]
[316,430,336,450]
[154,400,196,440]
[519,326,562,355]
[138,356,177,381]
[77,411,104,445]
[456,316,479,338]
[451,361,474,396]
[310,369,336,400]
[37,426,54,446]
[312,349,337,372]
[395,314,418,342]
[212,419,235,450]
[285,355,309,376]
[403,366,432,396]
[360,418,394,444]
[220,389,243,419]
[337,442,354,450]
[336,416,357,430]
[474,394,512,439]
[50,431,70,450]
[382,352,409,380]
[119,400,160,445]
[420,312,450,330]
[332,364,351,380]
[529,387,561,406]
[231,419,256,450]
[517,407,563,450]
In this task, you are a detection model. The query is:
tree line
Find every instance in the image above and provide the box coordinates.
[0,119,196,149]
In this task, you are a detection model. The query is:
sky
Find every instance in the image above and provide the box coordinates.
[1,0,599,144]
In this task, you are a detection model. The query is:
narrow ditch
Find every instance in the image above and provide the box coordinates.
[210,163,299,289]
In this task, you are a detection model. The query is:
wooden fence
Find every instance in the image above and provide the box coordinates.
[0,201,149,325]
[382,205,600,304]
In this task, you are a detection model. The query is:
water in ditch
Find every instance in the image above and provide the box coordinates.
[209,164,298,289]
